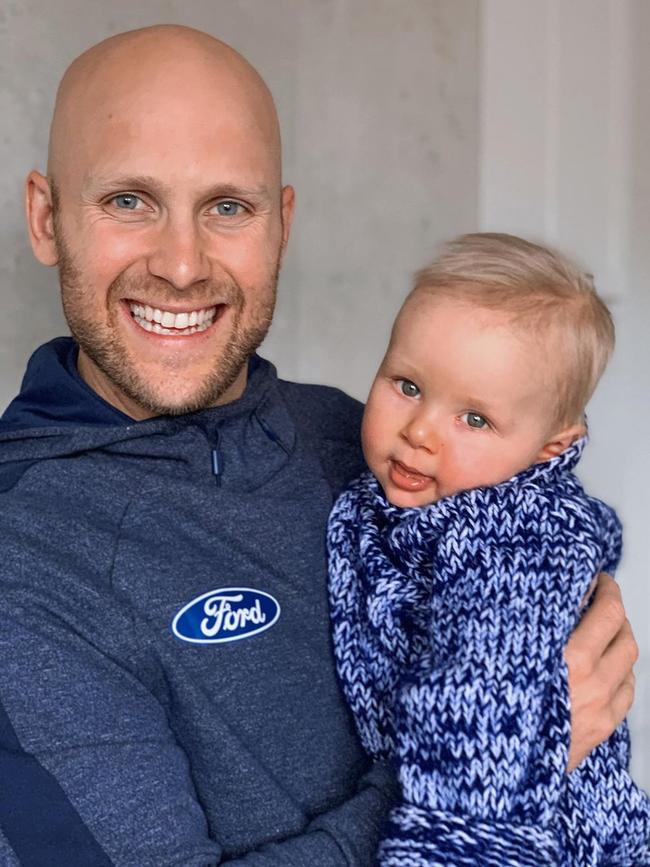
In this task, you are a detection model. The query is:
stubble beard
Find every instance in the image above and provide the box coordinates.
[54,227,279,417]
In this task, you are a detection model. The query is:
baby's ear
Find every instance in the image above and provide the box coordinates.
[536,423,586,462]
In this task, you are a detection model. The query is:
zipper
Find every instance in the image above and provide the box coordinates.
[210,426,223,486]
[208,412,288,486]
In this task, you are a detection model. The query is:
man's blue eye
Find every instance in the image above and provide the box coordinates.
[464,412,488,429]
[214,201,243,216]
[113,194,140,210]
[399,379,420,398]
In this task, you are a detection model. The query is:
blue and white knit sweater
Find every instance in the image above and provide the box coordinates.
[328,439,650,865]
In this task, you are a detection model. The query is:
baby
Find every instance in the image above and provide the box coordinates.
[328,233,650,865]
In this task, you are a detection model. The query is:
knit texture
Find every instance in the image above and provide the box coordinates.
[328,439,650,865]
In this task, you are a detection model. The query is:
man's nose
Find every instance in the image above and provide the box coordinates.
[147,219,210,290]
[401,412,441,453]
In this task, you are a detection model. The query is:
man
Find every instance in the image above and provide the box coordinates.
[0,25,638,866]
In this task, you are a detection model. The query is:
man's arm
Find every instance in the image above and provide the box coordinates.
[565,572,638,771]
[224,763,397,866]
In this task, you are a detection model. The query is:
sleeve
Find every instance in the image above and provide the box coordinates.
[328,484,431,762]
[377,492,616,866]
[0,589,396,867]
[328,526,393,761]
[224,762,398,866]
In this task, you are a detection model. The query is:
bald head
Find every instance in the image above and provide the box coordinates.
[26,24,295,418]
[48,25,282,189]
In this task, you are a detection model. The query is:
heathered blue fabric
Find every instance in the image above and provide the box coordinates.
[328,440,650,865]
[0,338,397,866]
[2,336,133,428]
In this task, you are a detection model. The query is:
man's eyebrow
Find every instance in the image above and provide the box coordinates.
[84,175,271,200]
[201,182,272,201]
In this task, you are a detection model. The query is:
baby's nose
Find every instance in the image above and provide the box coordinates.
[402,416,441,453]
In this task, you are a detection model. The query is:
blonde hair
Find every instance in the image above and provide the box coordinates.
[410,233,615,426]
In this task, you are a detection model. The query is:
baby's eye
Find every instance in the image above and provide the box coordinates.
[462,411,489,429]
[397,379,420,398]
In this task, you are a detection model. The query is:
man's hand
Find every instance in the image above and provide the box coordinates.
[564,573,638,771]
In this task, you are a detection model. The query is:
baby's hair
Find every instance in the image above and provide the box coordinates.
[411,232,615,426]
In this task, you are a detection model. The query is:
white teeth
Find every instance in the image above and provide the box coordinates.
[131,314,212,336]
[128,302,218,335]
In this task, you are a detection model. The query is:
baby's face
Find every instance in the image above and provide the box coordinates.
[362,294,566,508]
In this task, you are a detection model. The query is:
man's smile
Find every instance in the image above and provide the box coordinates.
[126,300,223,336]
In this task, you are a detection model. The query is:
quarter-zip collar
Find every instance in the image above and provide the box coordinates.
[0,338,296,492]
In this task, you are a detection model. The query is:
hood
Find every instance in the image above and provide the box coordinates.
[1,337,133,430]
[0,338,296,492]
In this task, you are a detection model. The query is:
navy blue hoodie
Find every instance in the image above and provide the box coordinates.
[0,338,396,866]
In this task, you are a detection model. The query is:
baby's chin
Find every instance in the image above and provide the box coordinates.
[386,491,440,509]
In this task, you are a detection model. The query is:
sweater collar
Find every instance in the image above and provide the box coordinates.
[0,337,265,430]
[367,435,587,526]
[0,337,296,492]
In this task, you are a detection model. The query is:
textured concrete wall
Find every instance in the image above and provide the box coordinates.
[0,0,479,408]
[607,0,650,788]
[477,0,649,788]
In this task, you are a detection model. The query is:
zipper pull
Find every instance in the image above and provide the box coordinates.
[209,423,223,486]
[211,448,222,485]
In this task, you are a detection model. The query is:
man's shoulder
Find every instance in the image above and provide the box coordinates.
[276,377,364,444]
[275,377,366,493]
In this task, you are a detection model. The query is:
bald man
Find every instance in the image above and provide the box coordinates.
[0,25,638,867]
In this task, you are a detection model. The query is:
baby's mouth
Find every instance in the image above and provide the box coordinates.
[389,459,434,492]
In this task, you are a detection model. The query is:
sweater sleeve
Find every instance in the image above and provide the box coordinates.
[378,488,617,866]
[328,482,432,762]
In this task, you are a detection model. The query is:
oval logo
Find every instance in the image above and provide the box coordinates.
[172,587,281,644]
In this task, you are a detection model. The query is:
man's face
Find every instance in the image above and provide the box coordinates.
[41,64,293,418]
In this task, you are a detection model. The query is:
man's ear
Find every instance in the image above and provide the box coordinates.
[536,422,586,462]
[279,184,295,260]
[25,170,59,266]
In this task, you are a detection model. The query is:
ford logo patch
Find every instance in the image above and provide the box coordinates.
[172,587,281,644]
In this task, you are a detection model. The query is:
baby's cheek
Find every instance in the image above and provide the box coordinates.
[360,416,378,464]
[443,444,492,493]
[360,424,385,480]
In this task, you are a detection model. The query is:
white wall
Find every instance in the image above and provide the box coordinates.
[621,0,650,790]
[479,0,649,788]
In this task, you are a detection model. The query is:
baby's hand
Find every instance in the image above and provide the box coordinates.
[564,573,638,771]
